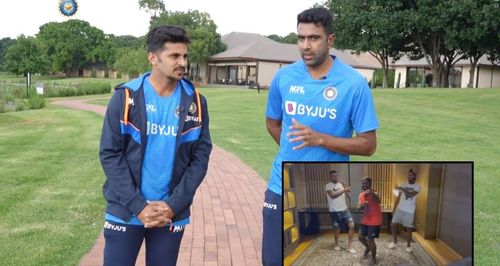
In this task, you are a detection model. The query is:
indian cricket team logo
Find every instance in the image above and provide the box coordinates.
[174,106,180,118]
[323,87,337,101]
[59,0,78,17]
[189,102,197,114]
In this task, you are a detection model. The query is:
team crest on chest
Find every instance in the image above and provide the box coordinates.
[323,87,337,101]
[189,102,197,114]
[174,106,180,118]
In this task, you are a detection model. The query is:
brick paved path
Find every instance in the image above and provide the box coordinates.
[52,98,267,265]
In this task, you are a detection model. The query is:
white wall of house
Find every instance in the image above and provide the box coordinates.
[394,66,407,88]
[199,63,207,83]
[492,68,500,88]
[461,66,473,88]
[477,66,500,88]
[258,61,282,87]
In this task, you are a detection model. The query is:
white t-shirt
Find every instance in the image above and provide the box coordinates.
[396,183,421,213]
[325,182,348,212]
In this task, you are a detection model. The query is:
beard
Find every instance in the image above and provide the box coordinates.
[300,48,329,68]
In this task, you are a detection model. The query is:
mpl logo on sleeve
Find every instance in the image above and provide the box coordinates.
[289,85,305,95]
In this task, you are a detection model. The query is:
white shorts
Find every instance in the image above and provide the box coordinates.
[392,209,415,228]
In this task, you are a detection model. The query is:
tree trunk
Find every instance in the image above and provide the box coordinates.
[432,66,441,88]
[382,68,388,88]
[382,52,389,88]
[371,50,389,88]
[442,67,450,88]
[468,56,480,88]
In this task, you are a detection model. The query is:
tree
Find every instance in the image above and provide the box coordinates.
[327,0,406,88]
[267,33,298,44]
[113,48,150,77]
[138,0,166,22]
[401,0,466,87]
[403,0,500,88]
[37,19,112,76]
[4,35,49,75]
[0,37,16,71]
[150,10,226,64]
[109,35,144,49]
[449,0,499,87]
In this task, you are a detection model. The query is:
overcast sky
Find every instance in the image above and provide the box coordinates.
[0,0,321,39]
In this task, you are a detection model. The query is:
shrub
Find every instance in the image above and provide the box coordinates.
[77,82,111,95]
[14,99,29,111]
[0,100,5,113]
[28,95,46,109]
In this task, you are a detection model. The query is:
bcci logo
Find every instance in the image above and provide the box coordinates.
[59,0,78,17]
[189,102,197,114]
[323,87,337,101]
[174,106,180,118]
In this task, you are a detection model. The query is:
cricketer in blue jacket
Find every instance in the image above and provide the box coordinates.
[99,25,212,266]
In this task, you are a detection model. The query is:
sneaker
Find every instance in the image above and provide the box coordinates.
[334,245,341,251]
[406,246,412,252]
[347,248,357,254]
[388,242,396,249]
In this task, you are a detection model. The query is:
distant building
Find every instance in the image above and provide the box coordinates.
[192,32,379,88]
[391,55,500,88]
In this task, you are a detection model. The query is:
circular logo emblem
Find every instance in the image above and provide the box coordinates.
[323,87,337,101]
[189,103,197,114]
[59,0,78,17]
[174,106,180,118]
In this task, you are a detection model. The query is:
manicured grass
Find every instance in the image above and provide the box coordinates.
[0,105,105,265]
[86,97,113,107]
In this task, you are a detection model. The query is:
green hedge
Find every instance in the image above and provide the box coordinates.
[0,94,45,113]
[0,80,110,113]
[43,81,111,97]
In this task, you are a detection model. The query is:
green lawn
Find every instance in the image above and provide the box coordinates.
[0,105,105,265]
[1,87,498,265]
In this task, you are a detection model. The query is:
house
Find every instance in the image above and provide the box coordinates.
[193,32,380,88]
[392,55,500,88]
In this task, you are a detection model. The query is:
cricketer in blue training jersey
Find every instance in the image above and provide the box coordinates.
[262,7,378,266]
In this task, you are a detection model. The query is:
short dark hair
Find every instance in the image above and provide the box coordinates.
[297,7,334,35]
[362,176,372,184]
[329,170,338,176]
[147,25,190,53]
[409,169,417,176]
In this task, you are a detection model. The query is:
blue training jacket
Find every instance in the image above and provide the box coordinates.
[99,72,212,223]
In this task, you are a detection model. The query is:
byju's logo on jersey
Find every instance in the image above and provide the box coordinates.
[323,87,337,101]
[285,101,297,115]
[285,100,337,120]
[289,85,305,95]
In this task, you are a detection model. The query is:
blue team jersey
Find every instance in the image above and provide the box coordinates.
[265,56,378,195]
[106,78,189,226]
